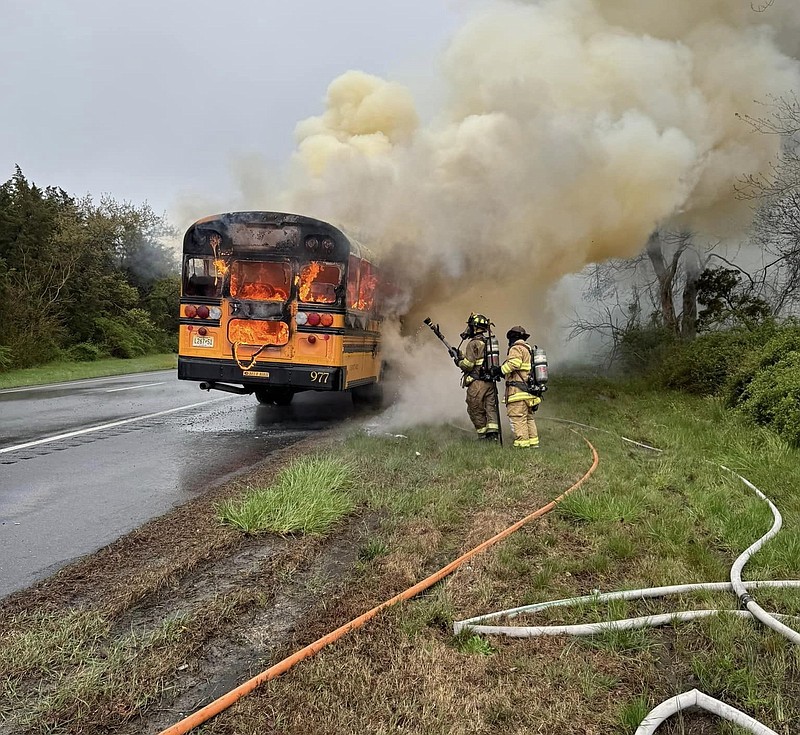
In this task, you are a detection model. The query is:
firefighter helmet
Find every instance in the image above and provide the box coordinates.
[506,325,530,341]
[468,313,490,331]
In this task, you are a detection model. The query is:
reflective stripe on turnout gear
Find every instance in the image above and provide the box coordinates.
[507,393,542,405]
[501,357,531,375]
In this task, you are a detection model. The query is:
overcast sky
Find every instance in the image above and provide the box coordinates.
[1,0,463,222]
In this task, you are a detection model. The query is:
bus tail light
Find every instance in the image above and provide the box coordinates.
[307,335,317,344]
[198,327,208,336]
[320,313,333,327]
[296,311,308,326]
[306,312,321,327]
[185,304,220,320]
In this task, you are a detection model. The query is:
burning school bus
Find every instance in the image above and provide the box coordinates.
[178,212,384,406]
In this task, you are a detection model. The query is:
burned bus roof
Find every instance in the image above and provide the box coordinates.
[185,211,374,262]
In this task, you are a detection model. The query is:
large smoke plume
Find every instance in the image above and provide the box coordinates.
[183,0,800,427]
[273,0,800,426]
[284,0,798,331]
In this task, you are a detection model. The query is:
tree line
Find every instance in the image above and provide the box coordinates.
[0,167,179,370]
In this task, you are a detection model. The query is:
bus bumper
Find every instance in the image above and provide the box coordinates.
[178,356,344,391]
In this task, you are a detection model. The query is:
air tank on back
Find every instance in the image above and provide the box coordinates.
[533,346,548,386]
[486,333,501,373]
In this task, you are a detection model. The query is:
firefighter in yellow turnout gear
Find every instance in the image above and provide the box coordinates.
[500,326,541,448]
[455,314,500,440]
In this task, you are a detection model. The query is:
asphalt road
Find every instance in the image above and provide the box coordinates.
[0,370,360,598]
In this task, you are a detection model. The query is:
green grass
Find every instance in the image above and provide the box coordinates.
[7,374,800,734]
[219,456,355,535]
[358,538,390,562]
[0,610,111,683]
[453,632,495,656]
[615,695,651,733]
[0,352,176,389]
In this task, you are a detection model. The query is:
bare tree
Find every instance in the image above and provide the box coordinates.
[569,228,766,366]
[738,95,800,314]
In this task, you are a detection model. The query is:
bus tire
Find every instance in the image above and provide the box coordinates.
[254,387,295,406]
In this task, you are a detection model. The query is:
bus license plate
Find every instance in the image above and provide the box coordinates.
[192,335,214,348]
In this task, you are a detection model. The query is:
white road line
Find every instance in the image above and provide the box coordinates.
[0,396,237,455]
[105,382,167,393]
[0,370,174,395]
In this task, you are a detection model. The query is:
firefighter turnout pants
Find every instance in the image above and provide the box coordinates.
[506,396,540,447]
[466,380,500,436]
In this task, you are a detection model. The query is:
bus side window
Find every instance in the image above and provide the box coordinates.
[357,260,377,311]
[347,256,360,309]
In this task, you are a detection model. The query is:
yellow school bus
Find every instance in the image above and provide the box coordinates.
[177,211,384,405]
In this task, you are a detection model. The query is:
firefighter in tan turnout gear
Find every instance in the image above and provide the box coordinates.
[500,326,541,448]
[455,313,500,440]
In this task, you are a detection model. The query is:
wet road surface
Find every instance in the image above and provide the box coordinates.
[0,371,361,597]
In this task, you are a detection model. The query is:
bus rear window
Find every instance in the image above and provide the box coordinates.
[230,261,291,301]
[184,257,224,297]
[299,262,342,304]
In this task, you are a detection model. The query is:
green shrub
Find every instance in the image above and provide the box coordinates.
[618,326,676,374]
[756,325,800,368]
[93,309,163,358]
[0,345,12,371]
[736,351,800,446]
[66,342,106,362]
[724,323,800,407]
[660,330,765,395]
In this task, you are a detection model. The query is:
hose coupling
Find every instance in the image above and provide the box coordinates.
[738,593,754,609]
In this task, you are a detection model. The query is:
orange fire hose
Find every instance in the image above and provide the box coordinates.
[159,433,599,735]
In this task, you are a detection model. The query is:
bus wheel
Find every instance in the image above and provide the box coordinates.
[254,387,295,406]
[351,383,383,409]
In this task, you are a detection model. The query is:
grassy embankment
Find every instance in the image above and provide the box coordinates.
[0,353,177,389]
[1,378,799,734]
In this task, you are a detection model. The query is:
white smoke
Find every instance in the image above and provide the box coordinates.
[180,0,800,428]
[284,0,798,303]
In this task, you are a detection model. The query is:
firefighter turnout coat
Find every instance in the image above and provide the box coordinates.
[500,339,540,447]
[458,336,499,436]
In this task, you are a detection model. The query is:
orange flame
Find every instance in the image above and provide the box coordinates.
[299,262,323,302]
[210,234,229,286]
[355,274,378,311]
[230,269,288,301]
[229,320,289,346]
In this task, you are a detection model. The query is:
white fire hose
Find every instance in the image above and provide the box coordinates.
[634,689,779,735]
[452,417,800,733]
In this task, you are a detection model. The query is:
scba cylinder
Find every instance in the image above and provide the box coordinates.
[533,347,548,385]
[486,334,501,372]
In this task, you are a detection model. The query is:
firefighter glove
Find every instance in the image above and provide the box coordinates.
[532,396,542,412]
[489,365,502,379]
